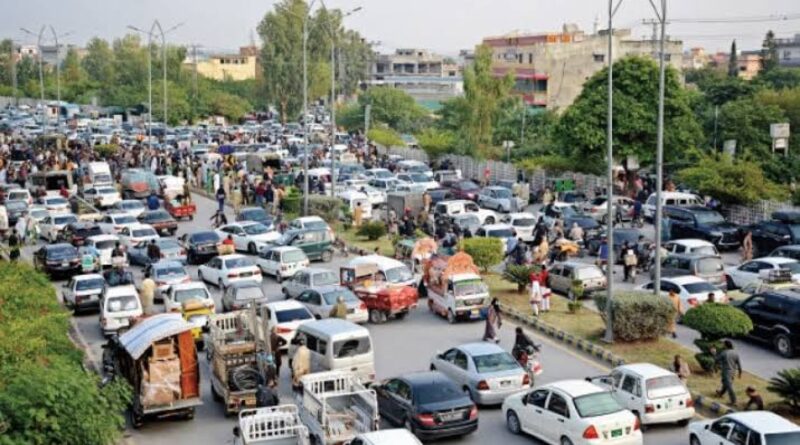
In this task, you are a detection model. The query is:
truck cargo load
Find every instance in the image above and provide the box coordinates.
[423,252,490,324]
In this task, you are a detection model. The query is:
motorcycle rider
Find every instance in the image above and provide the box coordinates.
[512,326,540,361]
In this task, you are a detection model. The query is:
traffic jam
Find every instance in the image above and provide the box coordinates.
[1,109,799,445]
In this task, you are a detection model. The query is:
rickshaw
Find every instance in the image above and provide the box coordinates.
[165,197,197,221]
[181,299,213,350]
[340,263,418,324]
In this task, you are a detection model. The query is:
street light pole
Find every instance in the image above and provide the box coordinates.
[604,0,624,344]
[49,26,61,133]
[649,0,668,295]
[302,1,315,215]
[20,27,47,126]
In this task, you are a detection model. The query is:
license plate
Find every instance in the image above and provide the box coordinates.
[611,429,622,438]
[61,261,69,267]
[665,399,673,409]
[470,309,480,317]
[500,380,511,387]
[439,412,461,422]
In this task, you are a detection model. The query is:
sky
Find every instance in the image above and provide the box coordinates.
[5,0,800,56]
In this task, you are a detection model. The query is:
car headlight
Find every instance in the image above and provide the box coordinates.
[710,232,723,237]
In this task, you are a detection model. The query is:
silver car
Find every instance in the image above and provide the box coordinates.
[281,267,339,299]
[144,260,190,300]
[430,342,529,405]
[477,186,523,213]
[294,285,368,323]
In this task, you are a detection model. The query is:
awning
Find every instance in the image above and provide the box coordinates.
[118,313,193,360]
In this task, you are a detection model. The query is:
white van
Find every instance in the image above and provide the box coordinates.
[338,190,372,220]
[291,318,375,385]
[347,255,415,287]
[643,192,702,220]
[87,162,113,187]
[100,285,143,336]
[348,429,422,445]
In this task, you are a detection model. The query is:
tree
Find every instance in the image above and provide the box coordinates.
[461,45,513,149]
[416,128,455,161]
[757,67,800,90]
[337,87,430,133]
[728,40,739,78]
[367,127,403,147]
[768,368,800,413]
[683,303,753,371]
[717,96,786,160]
[82,37,115,86]
[555,56,703,174]
[675,154,788,205]
[761,30,779,72]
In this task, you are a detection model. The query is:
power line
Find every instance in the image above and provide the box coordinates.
[668,13,800,24]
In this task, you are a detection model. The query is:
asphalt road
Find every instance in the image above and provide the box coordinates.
[27,194,714,445]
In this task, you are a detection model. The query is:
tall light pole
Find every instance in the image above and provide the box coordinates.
[649,0,668,295]
[603,0,624,344]
[301,0,319,215]
[50,26,61,132]
[20,26,48,127]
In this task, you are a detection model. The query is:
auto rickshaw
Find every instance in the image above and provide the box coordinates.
[182,299,213,350]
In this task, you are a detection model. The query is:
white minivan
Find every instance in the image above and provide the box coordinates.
[643,192,702,220]
[100,285,143,336]
[588,363,695,427]
[347,255,415,287]
[291,318,375,386]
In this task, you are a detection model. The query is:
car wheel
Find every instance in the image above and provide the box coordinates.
[321,250,333,263]
[690,435,702,445]
[248,243,257,254]
[485,216,495,224]
[506,410,522,435]
[211,383,223,402]
[447,310,456,324]
[774,333,795,358]
[560,437,575,445]
[369,309,383,324]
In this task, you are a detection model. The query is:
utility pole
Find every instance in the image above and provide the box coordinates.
[364,103,371,138]
[192,43,199,120]
[20,27,47,126]
[50,26,61,133]
[649,0,667,296]
[10,43,18,107]
[330,44,337,197]
[301,1,316,215]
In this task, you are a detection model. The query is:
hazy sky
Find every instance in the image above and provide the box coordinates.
[5,0,800,55]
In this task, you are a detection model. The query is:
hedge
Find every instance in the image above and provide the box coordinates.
[595,292,676,342]
[683,303,753,371]
[460,238,504,272]
[0,261,130,445]
[357,221,387,241]
[307,195,344,224]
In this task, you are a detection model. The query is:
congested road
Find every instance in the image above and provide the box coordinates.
[19,192,696,445]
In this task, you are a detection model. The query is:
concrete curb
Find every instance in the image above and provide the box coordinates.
[498,303,737,417]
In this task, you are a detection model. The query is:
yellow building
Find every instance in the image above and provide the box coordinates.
[185,46,258,81]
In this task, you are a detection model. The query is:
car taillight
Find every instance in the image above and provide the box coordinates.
[522,374,530,386]
[468,405,478,420]
[688,298,698,307]
[686,397,695,408]
[583,425,599,439]
[416,413,436,426]
[276,326,292,334]
[359,302,367,310]
[253,269,261,275]
[645,404,655,413]
[590,208,598,213]
[228,272,239,278]
[477,380,489,391]
[634,416,641,431]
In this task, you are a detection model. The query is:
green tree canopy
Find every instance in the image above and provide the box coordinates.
[555,56,703,174]
[416,127,456,161]
[337,86,430,134]
[675,153,788,205]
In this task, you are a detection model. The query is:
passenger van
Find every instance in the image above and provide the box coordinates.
[348,255,415,287]
[292,318,375,385]
[643,192,702,221]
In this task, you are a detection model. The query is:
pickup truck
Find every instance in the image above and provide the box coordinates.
[298,371,379,445]
[233,405,310,445]
[207,311,263,415]
[423,252,490,324]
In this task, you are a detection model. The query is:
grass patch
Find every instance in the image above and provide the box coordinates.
[486,273,786,412]
[335,223,394,257]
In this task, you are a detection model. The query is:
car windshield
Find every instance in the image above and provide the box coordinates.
[766,432,800,445]
[384,266,413,283]
[487,229,515,238]
[591,198,606,205]
[282,250,307,262]
[275,308,312,323]
[472,352,519,373]
[697,258,724,274]
[94,239,117,249]
[48,246,77,259]
[225,257,254,269]
[575,267,604,279]
[454,279,487,296]
[235,286,264,301]
[683,281,718,294]
[122,201,143,209]
[191,232,220,243]
[242,209,268,221]
[98,188,116,195]
[322,288,359,305]
[493,189,512,198]
[242,223,269,235]
[333,336,371,358]
[692,246,718,255]
[147,211,170,220]
[106,295,139,313]
[415,381,463,405]
[373,170,393,179]
[408,173,428,182]
[573,392,623,418]
[174,288,209,303]
[303,220,328,230]
[47,197,68,205]
[695,211,726,225]
[132,229,156,238]
[114,215,137,224]
[54,215,78,225]
[30,209,48,218]
[514,218,536,227]
[156,266,185,277]
[76,278,104,291]
[646,375,687,399]
[313,271,339,287]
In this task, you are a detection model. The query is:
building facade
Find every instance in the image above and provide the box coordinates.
[482,24,683,110]
[185,46,258,81]
[369,48,463,109]
[775,33,800,67]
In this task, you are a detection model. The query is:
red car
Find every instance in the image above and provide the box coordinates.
[448,180,481,201]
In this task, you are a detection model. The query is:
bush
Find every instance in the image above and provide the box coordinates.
[357,221,387,241]
[93,144,119,158]
[460,238,504,272]
[594,292,676,342]
[502,264,541,293]
[768,368,800,413]
[683,303,753,371]
[307,195,343,224]
[281,187,301,214]
[0,261,130,444]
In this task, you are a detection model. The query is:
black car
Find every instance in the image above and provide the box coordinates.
[734,290,800,358]
[182,230,221,265]
[665,205,741,250]
[750,211,800,258]
[375,371,478,441]
[586,228,642,263]
[61,222,103,246]
[34,243,81,277]
[236,207,274,229]
[4,200,28,226]
[563,215,600,239]
[138,210,178,236]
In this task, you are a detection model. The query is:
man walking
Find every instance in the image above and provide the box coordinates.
[713,340,743,406]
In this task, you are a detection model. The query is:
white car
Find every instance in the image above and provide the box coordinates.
[98,212,140,234]
[61,273,105,313]
[257,246,310,282]
[6,188,32,205]
[588,363,694,427]
[145,260,191,298]
[27,205,50,224]
[503,380,642,445]
[100,285,143,336]
[39,213,79,242]
[689,411,800,445]
[264,300,314,351]
[726,257,800,289]
[39,196,70,214]
[478,186,524,213]
[433,200,499,225]
[396,173,439,191]
[503,212,538,242]
[113,199,147,217]
[637,275,727,314]
[163,282,214,314]
[86,234,125,267]
[83,186,122,208]
[350,429,423,445]
[364,168,395,180]
[118,223,159,249]
[216,222,281,254]
[665,239,719,257]
[198,254,262,289]
[475,223,516,254]
[582,196,635,222]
